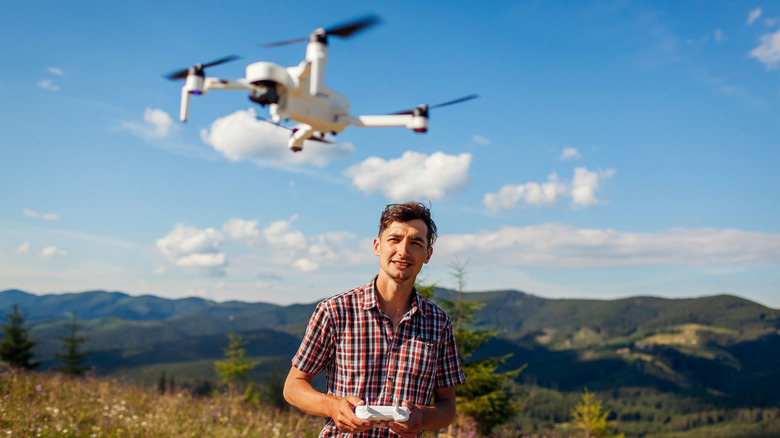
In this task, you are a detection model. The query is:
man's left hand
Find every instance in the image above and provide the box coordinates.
[381,401,422,438]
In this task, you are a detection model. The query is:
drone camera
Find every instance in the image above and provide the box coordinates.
[249,80,280,106]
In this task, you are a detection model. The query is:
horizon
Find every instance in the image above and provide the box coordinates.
[2,1,779,308]
[2,286,776,311]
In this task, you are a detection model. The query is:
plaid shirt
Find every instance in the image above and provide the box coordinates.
[292,276,465,438]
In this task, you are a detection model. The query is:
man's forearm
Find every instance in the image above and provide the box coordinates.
[419,396,456,430]
[283,371,338,418]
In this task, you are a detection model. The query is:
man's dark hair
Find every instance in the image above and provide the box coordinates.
[379,202,437,248]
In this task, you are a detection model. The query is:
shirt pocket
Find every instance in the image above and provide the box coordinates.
[397,336,440,382]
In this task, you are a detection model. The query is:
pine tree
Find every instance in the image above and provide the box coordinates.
[259,365,291,410]
[0,304,39,370]
[417,258,524,436]
[55,313,90,376]
[158,370,168,394]
[214,332,258,398]
[570,389,624,438]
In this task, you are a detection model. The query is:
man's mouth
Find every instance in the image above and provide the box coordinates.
[392,260,412,269]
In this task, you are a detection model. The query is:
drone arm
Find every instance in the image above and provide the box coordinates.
[202,78,254,91]
[178,78,255,122]
[353,114,429,133]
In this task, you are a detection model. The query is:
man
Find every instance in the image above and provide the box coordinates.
[284,202,465,438]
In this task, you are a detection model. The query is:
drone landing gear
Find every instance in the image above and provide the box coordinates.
[289,125,314,152]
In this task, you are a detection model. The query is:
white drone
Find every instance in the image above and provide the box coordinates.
[166,15,477,152]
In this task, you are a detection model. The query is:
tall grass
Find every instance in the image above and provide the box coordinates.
[0,368,324,437]
[0,369,483,437]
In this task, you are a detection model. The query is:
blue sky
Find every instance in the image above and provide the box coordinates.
[1,1,779,308]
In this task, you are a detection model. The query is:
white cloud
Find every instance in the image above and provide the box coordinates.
[48,67,64,76]
[37,79,59,91]
[484,167,616,212]
[560,147,581,161]
[16,242,30,254]
[120,108,179,140]
[571,167,616,207]
[155,215,369,279]
[484,172,567,210]
[293,258,319,272]
[344,151,471,201]
[262,218,307,249]
[41,246,68,258]
[157,223,225,269]
[306,231,367,266]
[435,224,780,268]
[714,28,726,43]
[200,108,353,167]
[23,209,59,221]
[472,135,491,145]
[222,218,259,241]
[144,108,177,137]
[175,252,227,268]
[749,29,780,69]
[748,8,762,26]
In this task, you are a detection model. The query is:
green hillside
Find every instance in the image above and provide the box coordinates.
[3,287,780,432]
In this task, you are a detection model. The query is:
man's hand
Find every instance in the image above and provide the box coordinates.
[381,401,422,438]
[330,396,375,434]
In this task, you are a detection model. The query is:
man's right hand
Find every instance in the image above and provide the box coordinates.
[331,396,375,434]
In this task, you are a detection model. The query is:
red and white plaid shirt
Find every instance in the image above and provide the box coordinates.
[292,276,465,438]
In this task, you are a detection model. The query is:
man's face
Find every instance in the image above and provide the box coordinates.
[374,219,433,284]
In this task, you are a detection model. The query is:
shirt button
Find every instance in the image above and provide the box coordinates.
[388,377,394,382]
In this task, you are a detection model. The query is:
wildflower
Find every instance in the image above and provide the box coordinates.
[36,385,43,391]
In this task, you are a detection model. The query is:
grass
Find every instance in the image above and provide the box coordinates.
[0,368,325,437]
[0,368,483,438]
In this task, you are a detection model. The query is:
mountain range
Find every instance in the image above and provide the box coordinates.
[2,288,779,406]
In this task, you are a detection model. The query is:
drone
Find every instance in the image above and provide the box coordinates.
[165,15,477,152]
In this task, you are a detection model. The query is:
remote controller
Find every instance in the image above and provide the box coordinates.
[355,405,410,423]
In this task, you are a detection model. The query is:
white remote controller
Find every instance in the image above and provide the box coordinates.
[355,405,410,423]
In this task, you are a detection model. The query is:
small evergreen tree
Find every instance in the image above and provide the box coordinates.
[214,332,258,398]
[55,313,90,376]
[418,259,524,435]
[570,389,624,438]
[0,304,39,370]
[158,370,167,394]
[259,365,291,410]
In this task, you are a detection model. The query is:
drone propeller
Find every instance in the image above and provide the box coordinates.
[391,94,480,115]
[259,14,381,48]
[164,55,241,80]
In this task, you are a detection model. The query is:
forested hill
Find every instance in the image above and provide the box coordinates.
[2,288,779,406]
[4,288,776,334]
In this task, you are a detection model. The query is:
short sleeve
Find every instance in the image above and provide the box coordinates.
[435,321,466,388]
[291,301,335,375]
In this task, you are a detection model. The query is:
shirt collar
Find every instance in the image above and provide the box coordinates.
[362,275,427,318]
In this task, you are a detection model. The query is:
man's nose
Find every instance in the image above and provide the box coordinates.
[396,239,410,256]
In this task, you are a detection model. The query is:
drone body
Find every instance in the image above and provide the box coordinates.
[168,16,475,152]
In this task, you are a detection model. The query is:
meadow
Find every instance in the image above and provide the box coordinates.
[0,368,484,438]
[1,368,326,438]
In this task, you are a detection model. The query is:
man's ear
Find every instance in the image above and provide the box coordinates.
[373,237,380,256]
[424,246,433,264]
